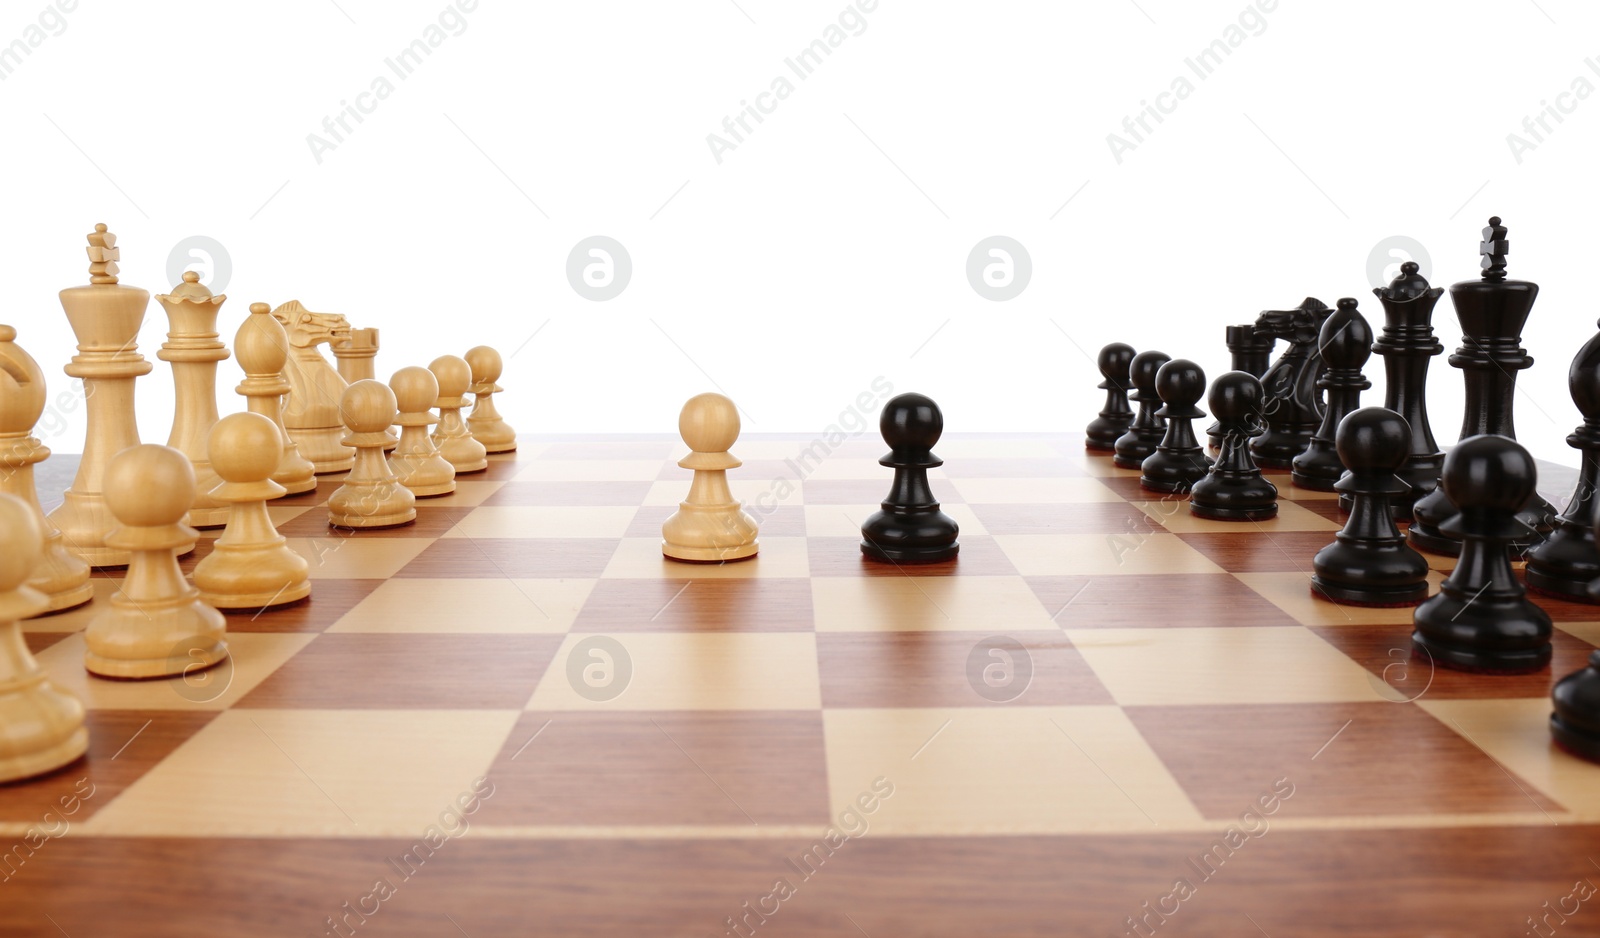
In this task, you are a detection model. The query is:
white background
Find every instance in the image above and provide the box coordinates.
[6,0,1600,467]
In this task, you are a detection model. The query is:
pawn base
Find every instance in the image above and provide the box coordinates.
[1289,469,1342,492]
[663,542,759,563]
[1411,631,1551,675]
[0,727,88,785]
[1310,578,1427,607]
[1190,501,1277,522]
[329,512,417,530]
[1406,523,1462,557]
[861,542,959,564]
[199,581,312,611]
[1527,577,1600,604]
[271,475,319,498]
[31,580,94,616]
[291,426,356,475]
[1551,716,1600,764]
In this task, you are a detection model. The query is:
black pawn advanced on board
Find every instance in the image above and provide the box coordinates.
[1412,434,1552,673]
[1140,359,1213,493]
[1410,217,1557,557]
[1310,407,1430,606]
[1552,649,1600,762]
[860,392,959,564]
[1250,297,1333,469]
[1293,298,1372,491]
[1524,320,1600,601]
[1206,324,1275,450]
[1371,260,1446,519]
[1086,342,1136,451]
[1113,350,1171,470]
[1191,371,1277,521]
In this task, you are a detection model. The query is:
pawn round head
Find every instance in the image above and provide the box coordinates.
[0,324,47,434]
[880,392,943,450]
[429,355,471,399]
[1335,407,1411,472]
[1441,433,1537,513]
[678,392,740,453]
[1155,359,1205,406]
[1207,371,1264,425]
[209,412,284,484]
[390,366,440,416]
[340,379,399,434]
[1128,350,1171,392]
[1097,343,1136,383]
[464,346,503,385]
[105,444,196,526]
[0,492,43,592]
[234,302,290,375]
[1319,298,1374,369]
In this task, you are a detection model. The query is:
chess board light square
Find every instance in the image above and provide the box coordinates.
[949,478,1122,504]
[287,536,433,579]
[822,706,1203,834]
[1065,626,1377,705]
[601,537,809,579]
[34,632,316,711]
[328,578,596,634]
[810,576,1057,632]
[994,533,1225,577]
[419,480,508,507]
[514,459,665,482]
[803,504,988,538]
[442,506,637,539]
[79,709,521,836]
[526,632,821,710]
[1235,571,1447,627]
[1134,499,1340,534]
[1418,698,1600,820]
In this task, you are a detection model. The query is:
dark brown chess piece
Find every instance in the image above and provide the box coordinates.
[1190,371,1277,520]
[1371,261,1445,519]
[1524,320,1600,600]
[1250,298,1333,468]
[1293,298,1372,491]
[1113,350,1170,470]
[1086,342,1136,451]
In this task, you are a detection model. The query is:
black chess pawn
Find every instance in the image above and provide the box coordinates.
[1140,359,1213,493]
[1113,350,1171,470]
[1190,371,1277,520]
[1412,434,1552,673]
[1085,342,1136,451]
[1310,407,1430,606]
[1552,649,1600,763]
[1371,260,1446,519]
[1206,324,1275,450]
[1410,217,1557,557]
[1524,320,1600,601]
[1293,298,1372,491]
[860,392,959,564]
[1250,297,1333,468]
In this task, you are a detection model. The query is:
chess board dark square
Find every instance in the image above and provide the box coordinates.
[805,536,1018,577]
[968,502,1166,536]
[396,538,619,579]
[235,634,562,709]
[574,578,815,632]
[1027,573,1290,628]
[1175,531,1339,573]
[223,579,386,633]
[1127,701,1564,818]
[816,632,1113,707]
[481,711,830,826]
[1308,624,1598,700]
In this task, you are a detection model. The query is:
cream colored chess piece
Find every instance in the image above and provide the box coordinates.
[0,494,88,782]
[49,223,197,566]
[194,413,312,610]
[328,380,417,528]
[662,392,759,562]
[271,299,353,474]
[84,445,227,679]
[333,326,398,452]
[465,345,516,453]
[0,325,92,613]
[429,355,487,473]
[236,302,317,496]
[389,366,455,498]
[157,271,230,528]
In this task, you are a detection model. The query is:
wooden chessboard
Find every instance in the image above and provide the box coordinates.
[4,435,1598,937]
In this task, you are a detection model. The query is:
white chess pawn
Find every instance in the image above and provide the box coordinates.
[193,413,312,610]
[235,302,317,496]
[328,380,417,528]
[662,392,759,562]
[389,366,455,498]
[430,355,488,474]
[465,345,516,453]
[84,445,228,679]
[0,493,89,782]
